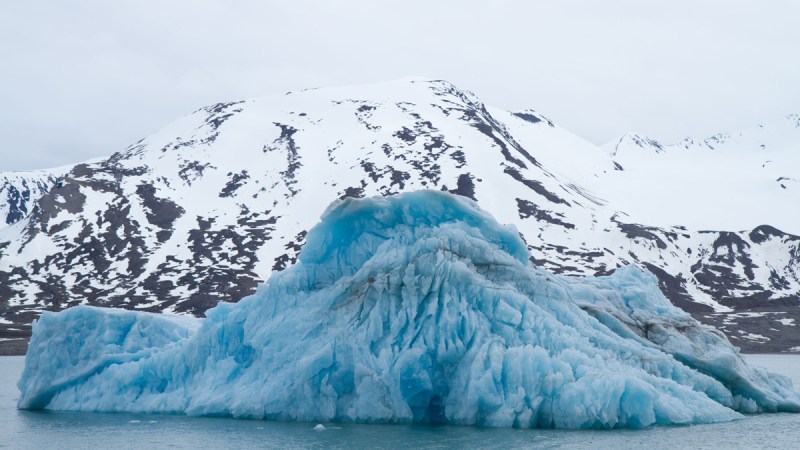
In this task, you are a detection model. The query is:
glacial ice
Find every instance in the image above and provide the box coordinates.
[17,191,800,428]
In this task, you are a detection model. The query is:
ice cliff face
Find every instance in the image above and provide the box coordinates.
[17,192,800,428]
[1,79,798,353]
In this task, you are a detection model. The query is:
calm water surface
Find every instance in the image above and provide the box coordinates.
[2,355,800,449]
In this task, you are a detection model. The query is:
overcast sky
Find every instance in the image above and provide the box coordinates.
[1,0,798,171]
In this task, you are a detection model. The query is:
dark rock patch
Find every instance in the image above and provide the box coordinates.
[202,101,244,131]
[220,170,251,198]
[264,123,302,197]
[179,161,213,185]
[443,174,476,200]
[641,263,713,314]
[136,183,185,229]
[516,198,575,229]
[272,231,307,271]
[504,167,570,206]
[512,112,541,124]
[749,224,796,244]
[340,185,366,199]
[612,217,668,250]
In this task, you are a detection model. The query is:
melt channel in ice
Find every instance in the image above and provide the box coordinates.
[17,191,800,428]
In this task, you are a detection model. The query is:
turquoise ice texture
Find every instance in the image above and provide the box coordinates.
[16,191,800,428]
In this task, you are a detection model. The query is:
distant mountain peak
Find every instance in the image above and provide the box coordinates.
[606,132,664,156]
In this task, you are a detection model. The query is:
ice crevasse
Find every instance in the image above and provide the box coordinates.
[17,191,800,428]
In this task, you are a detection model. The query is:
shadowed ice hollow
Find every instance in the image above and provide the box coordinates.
[17,191,800,428]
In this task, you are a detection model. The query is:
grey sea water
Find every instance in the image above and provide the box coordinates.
[2,355,800,449]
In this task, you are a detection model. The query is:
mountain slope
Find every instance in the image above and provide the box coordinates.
[0,169,68,228]
[1,79,798,352]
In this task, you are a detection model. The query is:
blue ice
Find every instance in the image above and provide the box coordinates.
[17,191,800,428]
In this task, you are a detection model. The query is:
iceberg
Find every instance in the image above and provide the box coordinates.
[17,191,800,428]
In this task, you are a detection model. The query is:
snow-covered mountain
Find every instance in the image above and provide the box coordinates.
[0,78,798,352]
[599,115,800,234]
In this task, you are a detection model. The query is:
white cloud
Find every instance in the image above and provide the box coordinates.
[1,0,798,170]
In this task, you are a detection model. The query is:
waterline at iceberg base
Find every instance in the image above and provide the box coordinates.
[17,191,800,428]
